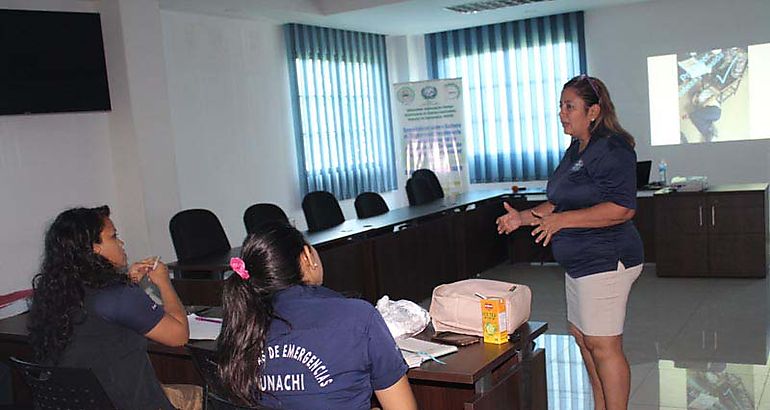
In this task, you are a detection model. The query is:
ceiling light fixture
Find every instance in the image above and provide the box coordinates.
[445,0,553,14]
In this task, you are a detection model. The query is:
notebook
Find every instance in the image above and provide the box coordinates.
[396,338,458,368]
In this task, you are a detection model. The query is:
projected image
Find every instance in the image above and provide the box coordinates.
[648,42,770,146]
[678,47,748,143]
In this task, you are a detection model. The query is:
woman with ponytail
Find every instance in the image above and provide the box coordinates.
[497,75,643,410]
[217,221,416,409]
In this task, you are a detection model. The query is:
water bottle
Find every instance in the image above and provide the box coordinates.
[139,275,164,305]
[658,160,668,185]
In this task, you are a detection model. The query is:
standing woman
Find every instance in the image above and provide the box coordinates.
[28,206,193,409]
[497,75,643,410]
[217,221,417,409]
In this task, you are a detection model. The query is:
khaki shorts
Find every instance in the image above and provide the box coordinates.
[565,261,643,336]
[162,384,203,410]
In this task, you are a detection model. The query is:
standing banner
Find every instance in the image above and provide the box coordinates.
[392,78,467,196]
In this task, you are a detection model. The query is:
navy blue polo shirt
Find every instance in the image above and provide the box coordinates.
[258,285,408,410]
[92,283,164,334]
[546,134,644,278]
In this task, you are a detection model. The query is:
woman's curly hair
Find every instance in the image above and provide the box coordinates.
[28,206,127,364]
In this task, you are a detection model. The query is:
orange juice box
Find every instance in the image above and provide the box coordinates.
[480,297,509,344]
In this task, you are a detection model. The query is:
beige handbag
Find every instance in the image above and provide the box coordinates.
[429,279,532,336]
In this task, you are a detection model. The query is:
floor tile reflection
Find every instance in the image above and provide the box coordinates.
[481,263,770,409]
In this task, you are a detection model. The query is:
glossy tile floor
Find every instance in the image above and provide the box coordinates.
[481,263,770,410]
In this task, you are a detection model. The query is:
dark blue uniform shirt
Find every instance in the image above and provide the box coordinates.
[258,285,408,409]
[59,283,172,410]
[547,134,644,278]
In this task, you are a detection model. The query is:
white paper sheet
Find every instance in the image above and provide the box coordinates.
[187,313,222,340]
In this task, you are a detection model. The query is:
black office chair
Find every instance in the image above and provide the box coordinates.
[8,356,117,409]
[354,192,389,219]
[406,177,436,206]
[187,345,261,410]
[169,209,231,279]
[243,203,289,234]
[302,191,345,232]
[412,168,444,200]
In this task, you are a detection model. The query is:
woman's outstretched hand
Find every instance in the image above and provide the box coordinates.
[496,202,523,234]
[530,210,564,246]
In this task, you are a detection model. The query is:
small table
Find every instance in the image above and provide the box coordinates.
[406,321,548,410]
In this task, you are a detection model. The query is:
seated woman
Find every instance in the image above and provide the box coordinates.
[28,206,192,409]
[217,221,417,409]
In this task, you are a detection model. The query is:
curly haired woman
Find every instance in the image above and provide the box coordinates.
[28,205,195,409]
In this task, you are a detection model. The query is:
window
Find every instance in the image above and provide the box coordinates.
[286,24,397,200]
[425,12,586,183]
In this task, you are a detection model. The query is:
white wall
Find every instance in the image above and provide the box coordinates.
[585,0,770,185]
[162,10,303,244]
[0,114,117,292]
[102,0,181,261]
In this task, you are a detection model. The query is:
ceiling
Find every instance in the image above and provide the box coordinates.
[159,0,654,35]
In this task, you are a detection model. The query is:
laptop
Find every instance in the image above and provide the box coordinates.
[636,161,652,190]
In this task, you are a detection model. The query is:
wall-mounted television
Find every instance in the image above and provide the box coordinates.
[0,9,111,115]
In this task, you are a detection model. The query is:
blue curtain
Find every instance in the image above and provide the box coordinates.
[286,24,397,200]
[425,12,586,183]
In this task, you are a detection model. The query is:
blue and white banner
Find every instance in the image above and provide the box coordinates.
[392,78,467,196]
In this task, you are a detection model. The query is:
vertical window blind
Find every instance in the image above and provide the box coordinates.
[425,12,586,183]
[286,24,397,200]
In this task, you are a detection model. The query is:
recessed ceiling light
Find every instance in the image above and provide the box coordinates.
[445,0,553,14]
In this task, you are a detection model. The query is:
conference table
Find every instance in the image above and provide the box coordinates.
[168,188,548,305]
[0,312,547,409]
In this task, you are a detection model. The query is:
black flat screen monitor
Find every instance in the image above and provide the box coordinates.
[0,9,111,115]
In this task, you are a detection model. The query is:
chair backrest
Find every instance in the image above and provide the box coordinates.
[354,192,389,219]
[412,168,444,199]
[406,177,436,206]
[302,191,345,232]
[169,209,231,261]
[186,345,260,410]
[9,356,117,409]
[243,203,289,234]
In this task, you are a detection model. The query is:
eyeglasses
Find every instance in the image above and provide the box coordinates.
[579,74,601,103]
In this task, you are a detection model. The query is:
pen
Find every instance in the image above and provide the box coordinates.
[195,316,222,324]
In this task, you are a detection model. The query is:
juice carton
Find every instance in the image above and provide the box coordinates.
[480,297,509,344]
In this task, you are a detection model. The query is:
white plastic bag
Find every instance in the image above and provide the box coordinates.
[375,295,430,340]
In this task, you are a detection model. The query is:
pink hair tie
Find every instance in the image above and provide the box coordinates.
[230,257,250,280]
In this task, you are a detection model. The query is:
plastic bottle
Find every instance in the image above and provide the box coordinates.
[658,159,668,185]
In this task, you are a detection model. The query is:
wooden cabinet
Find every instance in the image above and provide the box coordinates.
[633,196,656,262]
[655,184,768,278]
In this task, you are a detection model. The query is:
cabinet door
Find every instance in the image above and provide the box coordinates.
[707,192,767,277]
[464,198,509,276]
[654,194,709,276]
